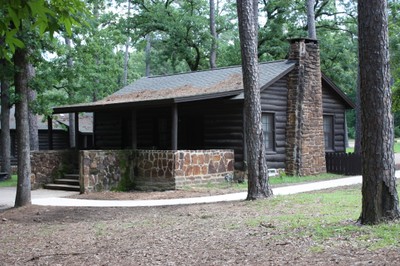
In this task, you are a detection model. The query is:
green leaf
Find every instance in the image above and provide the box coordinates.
[64,18,72,36]
[7,7,20,29]
[27,0,45,17]
[12,37,24,48]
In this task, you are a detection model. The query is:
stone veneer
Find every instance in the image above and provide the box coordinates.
[286,38,326,176]
[30,150,79,189]
[173,150,235,188]
[80,150,135,193]
[80,149,234,193]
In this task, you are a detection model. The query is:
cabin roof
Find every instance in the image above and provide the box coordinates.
[53,60,296,113]
[53,59,354,113]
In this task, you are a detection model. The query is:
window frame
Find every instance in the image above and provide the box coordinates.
[323,114,335,152]
[261,112,276,153]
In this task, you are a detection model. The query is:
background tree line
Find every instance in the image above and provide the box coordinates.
[1,0,400,223]
[2,1,400,134]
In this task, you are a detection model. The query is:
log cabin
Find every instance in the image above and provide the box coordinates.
[52,38,354,177]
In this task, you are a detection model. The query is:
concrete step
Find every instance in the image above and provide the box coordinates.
[43,183,80,192]
[64,174,80,180]
[54,178,80,186]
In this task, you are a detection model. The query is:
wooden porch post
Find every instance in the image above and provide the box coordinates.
[132,109,137,149]
[47,116,53,150]
[171,104,178,150]
[74,112,79,150]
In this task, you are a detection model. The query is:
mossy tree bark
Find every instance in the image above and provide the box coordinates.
[14,48,32,207]
[237,0,272,200]
[0,58,11,177]
[358,0,400,224]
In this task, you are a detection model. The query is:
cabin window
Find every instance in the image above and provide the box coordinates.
[262,113,275,152]
[323,115,334,151]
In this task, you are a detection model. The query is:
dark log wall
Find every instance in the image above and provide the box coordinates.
[178,101,244,169]
[137,107,171,150]
[261,76,288,169]
[94,111,123,149]
[95,111,133,149]
[0,129,69,166]
[202,102,244,169]
[39,130,69,150]
[136,110,155,149]
[322,81,347,152]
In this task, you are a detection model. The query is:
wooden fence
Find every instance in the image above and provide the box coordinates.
[325,152,362,176]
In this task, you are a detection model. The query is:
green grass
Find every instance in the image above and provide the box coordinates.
[347,139,400,153]
[185,173,345,192]
[0,175,17,187]
[244,185,400,250]
[269,173,344,186]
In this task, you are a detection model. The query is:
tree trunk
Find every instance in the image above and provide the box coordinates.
[28,63,39,151]
[65,37,76,148]
[358,0,400,224]
[354,69,361,154]
[306,0,317,39]
[209,0,217,69]
[145,34,151,77]
[0,59,11,178]
[14,48,31,207]
[123,0,131,84]
[237,0,272,200]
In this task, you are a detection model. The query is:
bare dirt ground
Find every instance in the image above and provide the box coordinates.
[1,186,400,265]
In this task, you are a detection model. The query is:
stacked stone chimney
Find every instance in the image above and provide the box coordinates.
[285,38,326,176]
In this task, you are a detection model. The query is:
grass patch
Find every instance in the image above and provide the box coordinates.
[182,173,344,192]
[347,139,400,153]
[269,173,344,186]
[245,185,400,250]
[0,175,17,188]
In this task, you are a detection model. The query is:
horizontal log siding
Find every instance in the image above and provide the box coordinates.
[201,102,244,169]
[322,85,347,152]
[136,108,171,149]
[94,111,123,149]
[38,130,69,150]
[261,77,288,169]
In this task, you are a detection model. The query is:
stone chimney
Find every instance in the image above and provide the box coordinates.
[285,38,326,176]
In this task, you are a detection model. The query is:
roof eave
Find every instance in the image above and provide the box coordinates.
[53,98,175,114]
[53,90,243,114]
[321,73,355,109]
[232,62,296,100]
[173,89,243,103]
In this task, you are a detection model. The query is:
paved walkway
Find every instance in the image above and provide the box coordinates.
[2,171,399,209]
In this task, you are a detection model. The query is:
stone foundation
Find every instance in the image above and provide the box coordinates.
[30,150,79,189]
[80,149,234,193]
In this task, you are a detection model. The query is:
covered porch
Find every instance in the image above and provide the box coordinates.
[38,96,241,192]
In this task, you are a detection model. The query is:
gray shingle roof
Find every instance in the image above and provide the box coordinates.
[111,60,296,99]
[53,60,296,113]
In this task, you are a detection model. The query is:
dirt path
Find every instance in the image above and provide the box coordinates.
[1,187,400,265]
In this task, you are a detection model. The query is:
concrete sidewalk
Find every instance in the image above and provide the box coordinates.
[0,187,78,210]
[3,171,399,209]
[31,175,366,208]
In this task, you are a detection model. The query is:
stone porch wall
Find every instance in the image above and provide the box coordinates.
[30,150,79,189]
[80,150,135,193]
[80,149,234,193]
[174,150,234,187]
